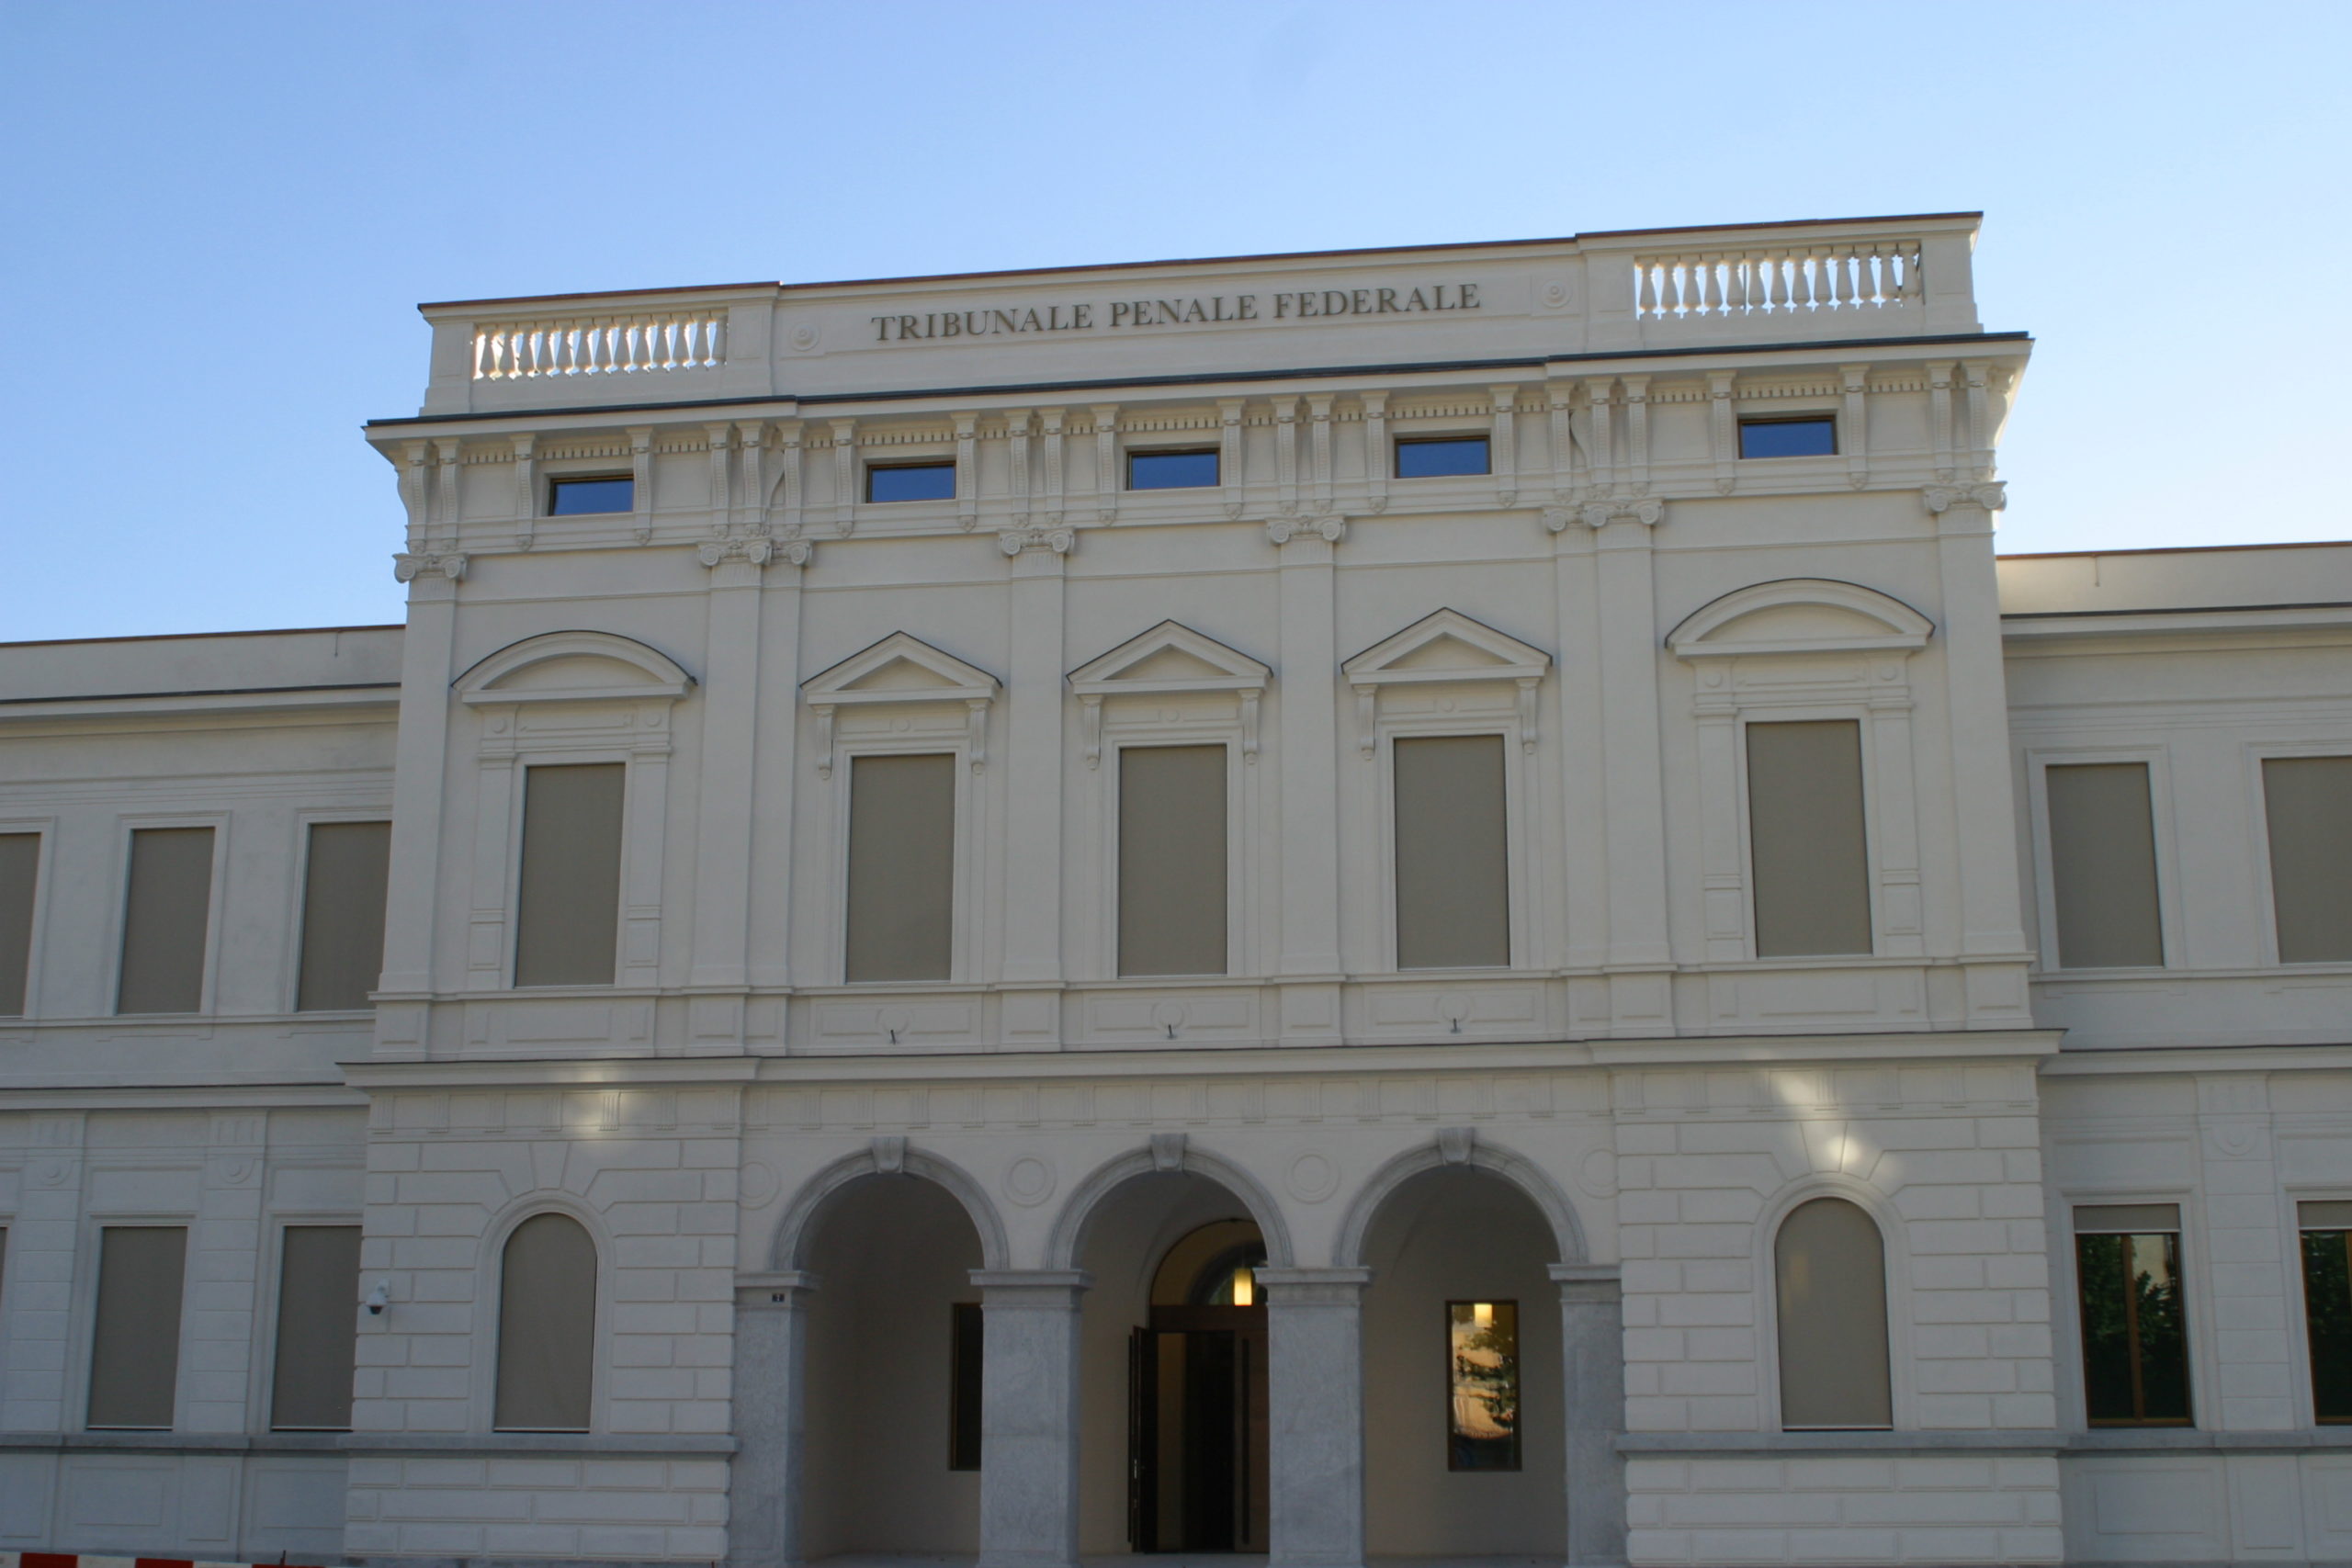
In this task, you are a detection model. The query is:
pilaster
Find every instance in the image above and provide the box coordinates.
[998,528,1071,1030]
[376,557,466,1043]
[729,1272,817,1567]
[687,535,774,1002]
[1586,498,1675,1033]
[971,1269,1090,1568]
[1268,520,1345,1044]
[1259,1266,1370,1568]
[1552,1262,1629,1568]
[0,1112,86,1430]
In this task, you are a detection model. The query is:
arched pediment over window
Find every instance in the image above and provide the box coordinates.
[454,629,695,705]
[1666,578,1932,660]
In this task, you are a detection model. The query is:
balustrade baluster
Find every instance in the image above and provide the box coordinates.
[1638,261,1659,317]
[1703,254,1724,316]
[1834,248,1857,308]
[1769,255,1790,310]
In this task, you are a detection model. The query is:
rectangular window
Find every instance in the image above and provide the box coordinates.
[950,1301,983,1470]
[0,832,36,1016]
[548,476,634,515]
[2300,1201,2352,1423]
[2265,756,2352,963]
[866,462,957,503]
[271,1225,361,1430]
[2045,762,2164,968]
[1738,416,1837,458]
[514,763,625,987]
[1127,449,1219,491]
[1393,734,1509,970]
[1118,745,1227,977]
[1747,720,1871,958]
[1396,436,1490,479]
[88,1225,187,1429]
[2075,1204,2192,1426]
[845,753,956,983]
[118,826,215,1014]
[297,821,390,1010]
[1446,1300,1520,1471]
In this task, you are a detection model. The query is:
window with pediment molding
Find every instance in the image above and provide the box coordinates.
[454,631,694,997]
[803,633,1001,985]
[1069,621,1268,980]
[1343,609,1551,973]
[1667,579,1934,966]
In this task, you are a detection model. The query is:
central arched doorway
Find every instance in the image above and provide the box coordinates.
[1130,1218,1270,1552]
[1072,1166,1277,1555]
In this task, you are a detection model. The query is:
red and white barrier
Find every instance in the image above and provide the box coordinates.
[1,1554,322,1568]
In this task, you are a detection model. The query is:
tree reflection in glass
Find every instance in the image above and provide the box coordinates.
[1446,1300,1520,1470]
[2302,1229,2352,1422]
[2076,1231,2191,1425]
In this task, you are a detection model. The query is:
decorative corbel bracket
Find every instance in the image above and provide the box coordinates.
[628,427,655,545]
[812,704,837,780]
[871,1134,908,1175]
[1217,399,1246,520]
[954,412,980,530]
[1150,1132,1187,1173]
[511,434,537,550]
[966,698,990,773]
[1437,1125,1477,1166]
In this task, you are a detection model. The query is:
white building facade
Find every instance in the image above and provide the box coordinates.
[2,212,2350,1568]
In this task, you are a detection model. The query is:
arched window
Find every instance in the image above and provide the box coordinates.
[494,1213,597,1432]
[1774,1197,1892,1429]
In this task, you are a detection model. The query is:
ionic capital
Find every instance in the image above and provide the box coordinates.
[392,551,467,583]
[999,525,1074,557]
[1266,515,1346,547]
[1922,481,2007,514]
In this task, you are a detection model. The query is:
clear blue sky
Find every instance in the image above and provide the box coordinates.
[3,0,2346,641]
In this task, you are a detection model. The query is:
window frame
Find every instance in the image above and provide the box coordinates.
[1393,434,1492,479]
[864,459,959,505]
[544,472,637,517]
[2247,743,2352,968]
[2024,747,2183,974]
[473,1201,611,1436]
[107,813,231,1019]
[2056,1193,2206,1432]
[1125,446,1222,491]
[1733,711,1883,962]
[76,1217,194,1432]
[0,817,56,1019]
[262,1214,364,1433]
[282,808,395,1014]
[1736,413,1839,459]
[1756,1181,1912,1433]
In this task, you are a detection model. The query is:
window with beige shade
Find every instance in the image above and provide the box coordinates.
[1393,734,1509,969]
[297,821,390,1010]
[1118,744,1227,976]
[2265,756,2352,963]
[0,832,37,1016]
[1774,1197,1892,1429]
[117,826,214,1013]
[271,1225,361,1430]
[1746,721,1871,958]
[2044,762,2164,968]
[87,1225,187,1429]
[844,752,956,983]
[494,1213,597,1432]
[513,763,624,987]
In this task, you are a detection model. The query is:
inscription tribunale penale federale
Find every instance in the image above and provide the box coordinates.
[869,282,1482,342]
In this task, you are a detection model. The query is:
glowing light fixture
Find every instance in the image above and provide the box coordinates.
[1231,1266,1255,1307]
[1472,1301,1494,1329]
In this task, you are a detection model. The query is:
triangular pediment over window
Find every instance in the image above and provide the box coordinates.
[802,632,1001,707]
[1068,621,1270,698]
[1341,608,1551,689]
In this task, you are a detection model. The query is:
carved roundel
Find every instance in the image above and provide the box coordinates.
[1004,1156,1057,1208]
[1540,279,1573,309]
[1286,1152,1340,1203]
[788,323,820,352]
[740,1160,781,1209]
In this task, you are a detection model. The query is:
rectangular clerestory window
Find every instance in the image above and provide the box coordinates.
[2075,1204,2192,1427]
[548,476,635,515]
[271,1225,361,1431]
[866,462,957,503]
[844,753,956,983]
[0,832,37,1016]
[117,826,215,1013]
[1118,745,1227,977]
[87,1225,187,1429]
[1395,436,1490,478]
[297,821,390,1010]
[2044,762,2165,968]
[514,764,625,987]
[2300,1201,2352,1423]
[1127,449,1219,491]
[1393,735,1509,969]
[1738,416,1837,457]
[2265,756,2352,963]
[1745,720,1871,957]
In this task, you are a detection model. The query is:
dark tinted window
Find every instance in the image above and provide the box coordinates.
[1396,437,1490,478]
[1128,449,1219,490]
[549,477,635,515]
[2076,1229,2191,1425]
[1738,418,1837,458]
[2302,1227,2352,1421]
[867,463,956,503]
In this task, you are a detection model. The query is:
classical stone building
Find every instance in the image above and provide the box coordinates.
[2,212,2349,1568]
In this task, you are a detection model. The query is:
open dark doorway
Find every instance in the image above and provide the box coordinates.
[1127,1219,1270,1552]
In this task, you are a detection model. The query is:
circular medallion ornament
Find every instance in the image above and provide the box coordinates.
[740,1160,781,1208]
[1004,1156,1056,1207]
[1577,1148,1619,1200]
[1541,280,1573,309]
[788,323,820,352]
[1286,1152,1339,1203]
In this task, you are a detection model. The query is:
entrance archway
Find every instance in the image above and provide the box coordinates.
[1072,1169,1275,1555]
[1359,1165,1565,1557]
[797,1172,987,1558]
